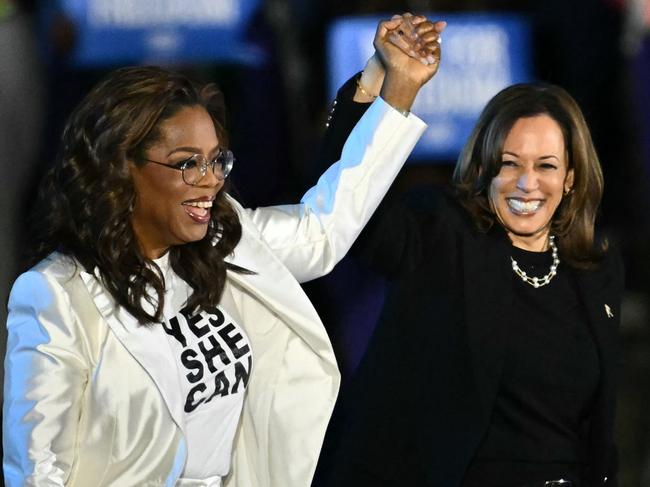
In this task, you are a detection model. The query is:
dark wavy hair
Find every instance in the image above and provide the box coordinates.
[452,82,605,268]
[27,66,245,324]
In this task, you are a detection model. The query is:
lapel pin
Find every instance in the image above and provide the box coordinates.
[604,304,614,318]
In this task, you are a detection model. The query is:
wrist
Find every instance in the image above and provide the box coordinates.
[353,54,385,103]
[380,73,419,114]
[392,106,410,117]
[355,76,378,103]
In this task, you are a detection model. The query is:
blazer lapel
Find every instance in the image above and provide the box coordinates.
[572,261,621,406]
[79,269,187,435]
[225,228,338,369]
[76,214,342,458]
[572,257,622,482]
[463,229,514,415]
[573,265,620,364]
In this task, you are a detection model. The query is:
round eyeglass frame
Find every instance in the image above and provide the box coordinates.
[142,149,234,186]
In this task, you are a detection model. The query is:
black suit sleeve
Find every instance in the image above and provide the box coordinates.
[313,73,453,277]
[311,72,371,178]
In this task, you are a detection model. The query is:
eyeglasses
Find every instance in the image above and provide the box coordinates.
[143,149,234,185]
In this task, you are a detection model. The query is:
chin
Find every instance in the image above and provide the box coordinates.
[502,219,552,238]
[177,228,209,245]
[499,210,552,236]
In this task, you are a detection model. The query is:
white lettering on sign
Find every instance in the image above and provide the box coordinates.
[413,24,513,119]
[416,72,510,115]
[330,17,529,156]
[443,26,510,68]
[88,0,240,27]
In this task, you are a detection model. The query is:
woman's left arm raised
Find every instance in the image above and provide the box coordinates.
[242,15,443,282]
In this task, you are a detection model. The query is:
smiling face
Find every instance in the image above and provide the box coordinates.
[488,114,574,251]
[130,105,223,259]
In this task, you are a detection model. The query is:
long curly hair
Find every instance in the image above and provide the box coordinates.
[27,66,244,324]
[453,82,606,268]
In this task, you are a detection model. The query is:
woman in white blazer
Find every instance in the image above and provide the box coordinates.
[3,15,444,487]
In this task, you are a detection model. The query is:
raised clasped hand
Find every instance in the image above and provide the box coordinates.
[373,13,446,111]
[375,13,446,87]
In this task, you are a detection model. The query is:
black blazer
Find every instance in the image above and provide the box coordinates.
[318,76,624,487]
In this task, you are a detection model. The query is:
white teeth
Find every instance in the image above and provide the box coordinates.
[507,199,541,214]
[183,200,213,208]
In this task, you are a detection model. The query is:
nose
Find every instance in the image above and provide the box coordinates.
[196,162,221,188]
[516,166,539,192]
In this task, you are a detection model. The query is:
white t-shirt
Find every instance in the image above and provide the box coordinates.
[154,254,253,483]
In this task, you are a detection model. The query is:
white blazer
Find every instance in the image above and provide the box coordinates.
[3,98,426,487]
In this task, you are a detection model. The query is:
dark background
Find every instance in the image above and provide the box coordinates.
[1,0,649,484]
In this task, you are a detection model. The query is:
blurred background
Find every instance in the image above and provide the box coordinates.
[1,0,649,484]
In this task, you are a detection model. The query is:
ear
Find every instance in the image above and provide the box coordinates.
[564,168,575,194]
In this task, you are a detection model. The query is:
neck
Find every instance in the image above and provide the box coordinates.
[138,242,169,260]
[132,222,170,260]
[508,231,551,252]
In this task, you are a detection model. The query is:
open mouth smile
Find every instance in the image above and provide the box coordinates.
[507,198,543,215]
[182,196,214,223]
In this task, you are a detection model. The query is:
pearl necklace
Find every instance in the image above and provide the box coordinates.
[510,235,559,288]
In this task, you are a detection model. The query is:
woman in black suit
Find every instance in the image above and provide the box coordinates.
[319,50,623,487]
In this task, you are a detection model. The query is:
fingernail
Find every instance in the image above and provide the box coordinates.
[427,55,436,64]
[420,58,429,66]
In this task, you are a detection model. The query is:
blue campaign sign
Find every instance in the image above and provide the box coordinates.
[327,13,533,161]
[49,0,264,66]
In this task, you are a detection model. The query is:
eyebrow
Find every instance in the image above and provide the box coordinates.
[167,145,220,157]
[502,151,561,162]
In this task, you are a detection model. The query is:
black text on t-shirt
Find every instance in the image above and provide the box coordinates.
[162,306,252,413]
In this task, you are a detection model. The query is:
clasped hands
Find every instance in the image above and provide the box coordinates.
[357,13,446,110]
[386,13,446,67]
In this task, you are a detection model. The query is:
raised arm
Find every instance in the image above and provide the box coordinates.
[375,14,444,114]
[240,15,444,282]
[321,14,446,170]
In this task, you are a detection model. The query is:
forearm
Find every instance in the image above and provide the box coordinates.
[245,97,426,282]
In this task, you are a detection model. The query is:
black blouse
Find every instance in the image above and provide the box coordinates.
[462,245,600,486]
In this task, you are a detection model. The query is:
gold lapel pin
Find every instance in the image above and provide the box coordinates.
[604,304,614,318]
